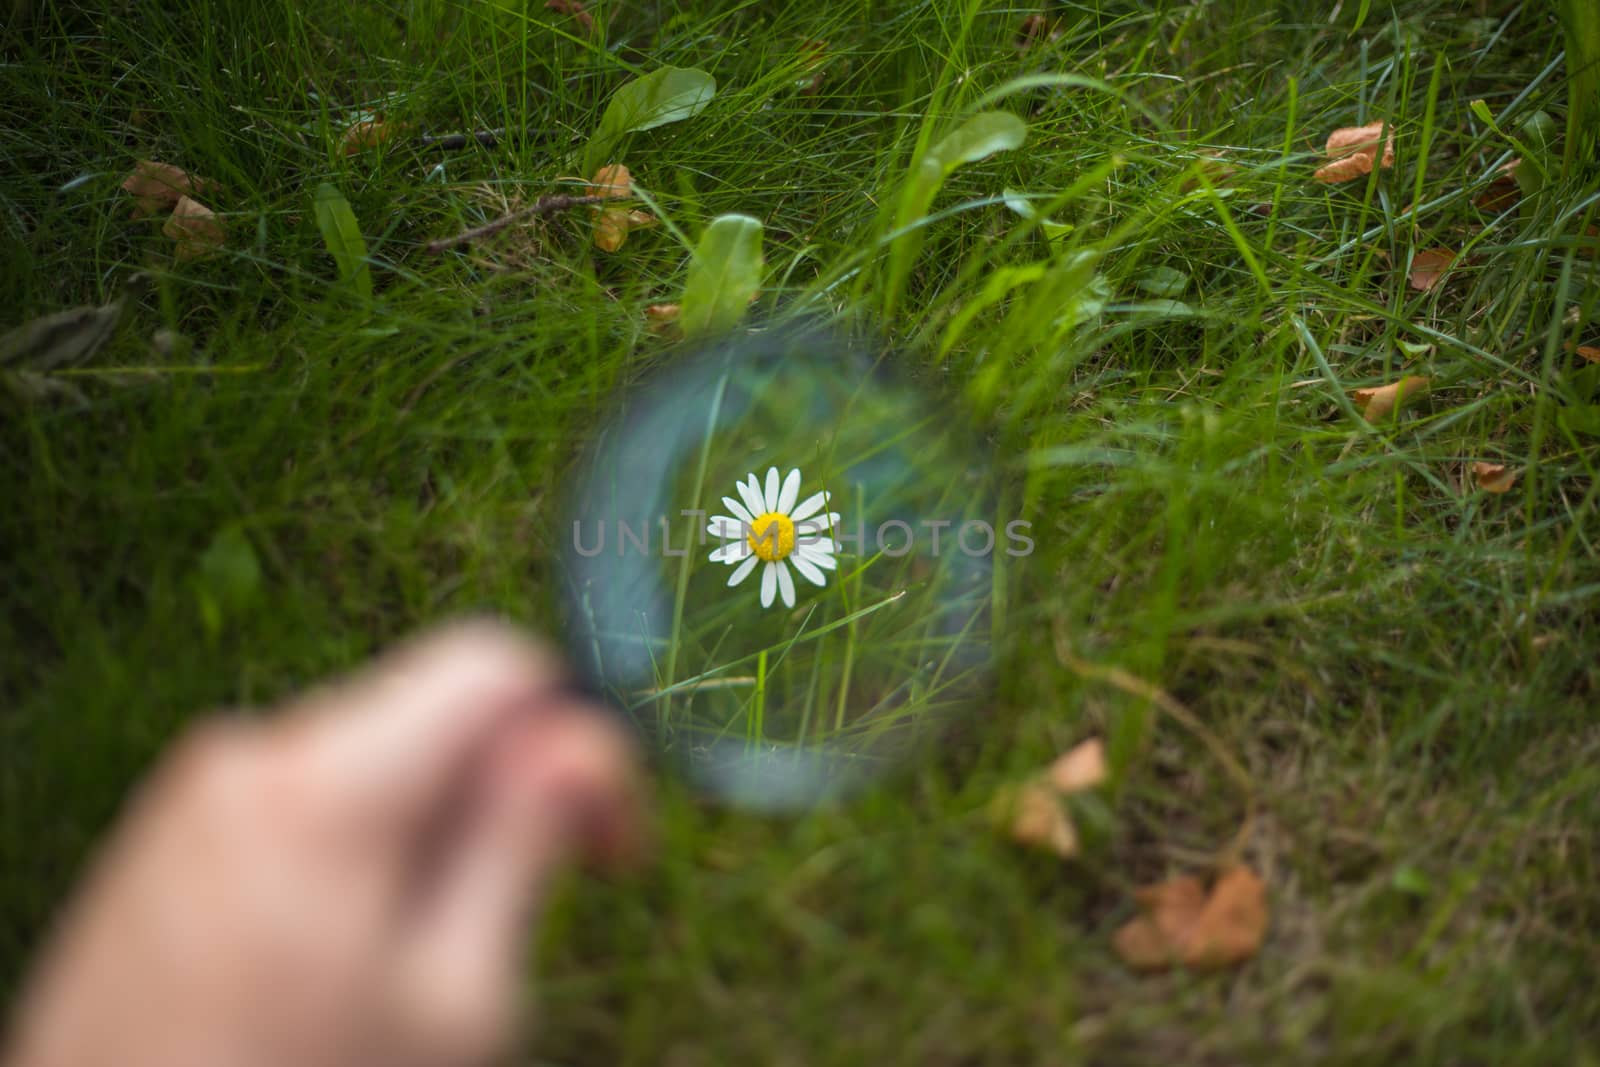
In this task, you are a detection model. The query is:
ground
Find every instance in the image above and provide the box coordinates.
[3,0,1598,1063]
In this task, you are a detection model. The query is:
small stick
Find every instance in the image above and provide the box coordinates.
[416,128,521,150]
[425,194,606,253]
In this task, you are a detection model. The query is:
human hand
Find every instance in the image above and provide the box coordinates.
[4,622,641,1067]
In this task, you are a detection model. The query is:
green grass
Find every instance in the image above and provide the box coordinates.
[4,0,1600,1063]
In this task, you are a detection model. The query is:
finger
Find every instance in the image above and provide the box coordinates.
[275,620,569,840]
[382,706,639,1064]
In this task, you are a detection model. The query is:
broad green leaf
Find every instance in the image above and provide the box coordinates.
[1559,0,1600,172]
[1559,404,1600,437]
[195,525,262,641]
[587,66,716,171]
[1134,266,1190,298]
[680,214,763,339]
[928,110,1027,173]
[313,183,371,301]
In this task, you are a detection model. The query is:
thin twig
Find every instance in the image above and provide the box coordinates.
[424,194,606,253]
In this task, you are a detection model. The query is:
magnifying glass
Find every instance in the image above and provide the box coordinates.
[557,323,1014,810]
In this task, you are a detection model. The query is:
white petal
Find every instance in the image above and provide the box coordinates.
[764,467,781,512]
[709,541,749,564]
[790,553,827,586]
[794,520,833,549]
[728,554,759,587]
[707,516,744,539]
[722,496,753,524]
[760,560,778,607]
[736,475,766,519]
[778,468,801,514]
[797,543,837,569]
[791,490,830,521]
[776,561,795,608]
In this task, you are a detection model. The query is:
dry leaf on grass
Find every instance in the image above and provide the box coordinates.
[1313,121,1395,184]
[993,781,1079,858]
[1048,737,1107,793]
[162,195,224,260]
[644,303,681,332]
[1407,248,1456,291]
[122,160,212,219]
[340,118,407,155]
[545,0,594,32]
[994,736,1108,858]
[1471,462,1518,494]
[1353,375,1430,421]
[1570,344,1600,364]
[1475,159,1522,212]
[1113,866,1268,972]
[589,164,656,252]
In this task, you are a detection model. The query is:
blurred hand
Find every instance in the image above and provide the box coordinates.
[4,622,641,1067]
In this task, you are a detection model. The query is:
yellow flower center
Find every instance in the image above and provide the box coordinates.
[747,512,796,562]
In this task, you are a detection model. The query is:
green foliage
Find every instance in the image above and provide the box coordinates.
[585,66,717,173]
[1559,0,1600,171]
[679,214,763,339]
[313,183,371,302]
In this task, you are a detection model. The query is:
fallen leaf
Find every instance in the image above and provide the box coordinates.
[1570,344,1600,364]
[643,303,681,332]
[545,0,594,32]
[1407,248,1456,291]
[122,160,211,219]
[1471,461,1518,494]
[1113,867,1268,972]
[1352,375,1430,421]
[1475,158,1522,212]
[1313,121,1395,184]
[1015,14,1062,49]
[1184,867,1268,968]
[589,165,654,252]
[340,118,405,155]
[162,196,224,260]
[1048,737,1108,794]
[993,780,1078,858]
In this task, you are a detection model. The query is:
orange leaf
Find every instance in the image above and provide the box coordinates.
[594,208,630,252]
[644,303,681,332]
[1475,158,1521,212]
[591,164,633,200]
[122,160,212,219]
[1113,867,1268,972]
[993,781,1078,858]
[1352,375,1430,421]
[340,118,405,155]
[162,195,224,260]
[1313,121,1395,184]
[1407,248,1456,291]
[1183,866,1268,969]
[1471,462,1518,494]
[545,0,594,32]
[1047,737,1107,794]
[1570,344,1600,364]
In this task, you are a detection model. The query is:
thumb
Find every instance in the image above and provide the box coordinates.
[381,705,640,1066]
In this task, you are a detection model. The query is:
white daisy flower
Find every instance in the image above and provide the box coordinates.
[705,466,840,609]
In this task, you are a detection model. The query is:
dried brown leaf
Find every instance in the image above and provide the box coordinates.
[1047,737,1107,794]
[1352,375,1430,421]
[1475,158,1522,212]
[591,164,633,200]
[1471,461,1518,494]
[122,160,211,219]
[1113,867,1268,972]
[1313,121,1395,184]
[545,0,594,32]
[162,196,224,261]
[1183,866,1268,969]
[340,118,405,155]
[993,781,1078,858]
[644,303,681,332]
[1407,248,1456,291]
[1571,344,1600,364]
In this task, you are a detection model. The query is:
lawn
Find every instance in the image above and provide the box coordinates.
[3,0,1599,1063]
